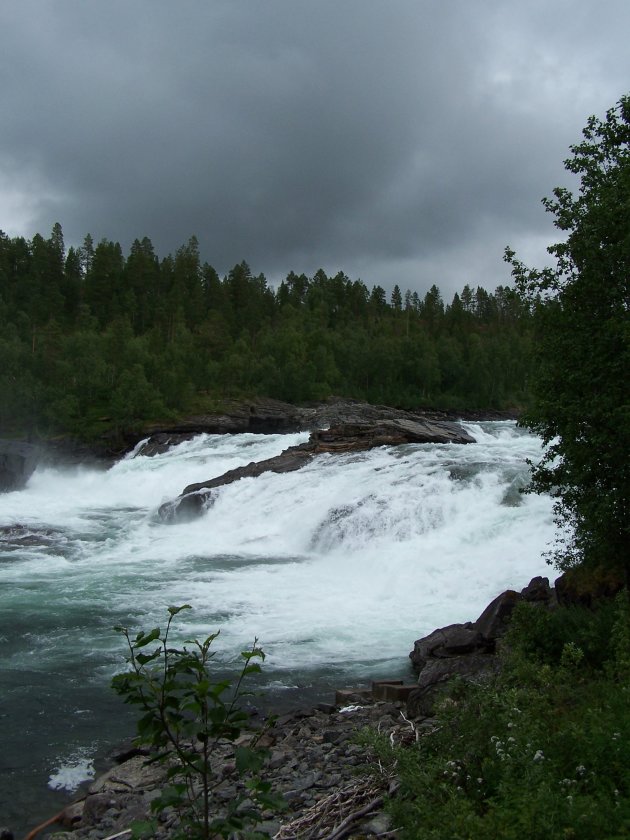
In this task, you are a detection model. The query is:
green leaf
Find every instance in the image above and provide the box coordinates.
[135,649,161,665]
[167,604,192,616]
[134,627,161,648]
[130,819,156,839]
[235,746,264,774]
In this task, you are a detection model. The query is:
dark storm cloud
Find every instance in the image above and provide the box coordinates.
[1,1,629,298]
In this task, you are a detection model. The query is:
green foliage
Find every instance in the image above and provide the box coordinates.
[505,600,619,670]
[112,606,284,839]
[0,219,535,443]
[506,96,630,577]
[376,597,630,839]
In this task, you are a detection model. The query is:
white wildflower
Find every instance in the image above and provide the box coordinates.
[533,750,544,762]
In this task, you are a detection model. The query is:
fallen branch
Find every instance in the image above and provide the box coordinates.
[324,794,384,840]
[274,777,388,840]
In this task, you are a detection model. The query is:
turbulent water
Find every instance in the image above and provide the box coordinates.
[0,422,556,833]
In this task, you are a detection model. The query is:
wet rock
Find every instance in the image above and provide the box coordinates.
[139,397,303,441]
[0,440,39,492]
[157,404,474,522]
[473,590,521,644]
[134,432,198,457]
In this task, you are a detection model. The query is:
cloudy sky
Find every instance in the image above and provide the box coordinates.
[1,1,628,300]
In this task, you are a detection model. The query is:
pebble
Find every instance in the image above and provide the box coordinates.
[34,699,418,839]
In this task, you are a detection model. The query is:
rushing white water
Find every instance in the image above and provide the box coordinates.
[0,422,556,832]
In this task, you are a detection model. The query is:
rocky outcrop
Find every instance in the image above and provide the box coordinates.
[0,440,39,492]
[159,417,474,521]
[137,398,304,450]
[407,576,556,717]
[159,446,314,521]
[133,398,478,457]
[310,418,474,450]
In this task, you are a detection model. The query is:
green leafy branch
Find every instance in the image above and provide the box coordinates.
[112,605,284,839]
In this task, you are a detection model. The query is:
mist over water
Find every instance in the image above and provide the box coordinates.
[0,423,556,833]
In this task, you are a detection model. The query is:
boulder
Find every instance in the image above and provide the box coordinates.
[473,589,521,644]
[88,754,164,794]
[521,575,555,605]
[409,623,486,672]
[407,653,500,718]
[0,440,39,492]
[407,576,557,717]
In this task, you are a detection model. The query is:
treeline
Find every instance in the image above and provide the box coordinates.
[0,224,533,439]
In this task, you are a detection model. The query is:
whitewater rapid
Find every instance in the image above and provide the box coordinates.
[0,422,556,831]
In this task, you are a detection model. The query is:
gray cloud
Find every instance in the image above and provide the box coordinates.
[1,0,629,300]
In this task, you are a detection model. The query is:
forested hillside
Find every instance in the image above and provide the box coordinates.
[0,224,532,440]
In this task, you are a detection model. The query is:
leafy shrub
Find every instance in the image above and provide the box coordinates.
[112,605,283,839]
[377,594,630,839]
[505,599,618,670]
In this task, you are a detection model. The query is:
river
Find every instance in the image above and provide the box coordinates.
[0,421,556,835]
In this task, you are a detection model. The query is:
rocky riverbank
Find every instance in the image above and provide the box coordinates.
[134,397,506,457]
[31,696,409,840]
[14,571,602,840]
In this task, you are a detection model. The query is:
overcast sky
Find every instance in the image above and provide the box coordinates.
[1,2,628,300]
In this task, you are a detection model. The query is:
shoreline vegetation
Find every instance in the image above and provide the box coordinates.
[16,571,629,840]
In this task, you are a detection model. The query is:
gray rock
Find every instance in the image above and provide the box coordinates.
[408,653,499,717]
[409,622,482,671]
[88,754,164,794]
[362,812,393,835]
[0,440,39,492]
[521,575,555,604]
[473,589,521,643]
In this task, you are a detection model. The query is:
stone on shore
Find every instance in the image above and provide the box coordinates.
[407,576,556,717]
